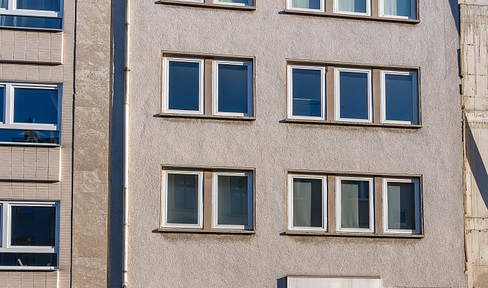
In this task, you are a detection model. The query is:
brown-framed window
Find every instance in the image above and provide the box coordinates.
[160,167,255,234]
[286,61,420,127]
[159,0,256,10]
[161,53,255,120]
[287,172,423,237]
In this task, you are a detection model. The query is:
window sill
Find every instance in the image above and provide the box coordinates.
[159,0,256,11]
[285,230,424,239]
[284,9,420,24]
[159,113,256,121]
[0,142,61,147]
[158,228,255,234]
[0,266,58,271]
[284,118,422,129]
[0,25,63,32]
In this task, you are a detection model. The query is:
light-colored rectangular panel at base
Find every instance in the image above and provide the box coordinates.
[0,271,58,287]
[287,276,381,288]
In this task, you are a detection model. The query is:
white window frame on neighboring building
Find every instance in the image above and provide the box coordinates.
[378,0,416,19]
[286,0,325,12]
[380,70,418,125]
[334,68,372,123]
[333,0,371,16]
[382,178,420,234]
[287,65,326,121]
[0,0,63,21]
[214,0,253,7]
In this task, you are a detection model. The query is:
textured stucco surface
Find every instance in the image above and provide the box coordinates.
[121,0,466,287]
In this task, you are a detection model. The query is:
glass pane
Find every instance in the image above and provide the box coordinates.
[218,0,250,4]
[0,15,63,30]
[17,0,60,11]
[339,71,369,120]
[218,64,250,114]
[387,182,415,230]
[11,206,56,246]
[338,0,366,13]
[0,86,4,123]
[385,74,415,122]
[167,174,199,224]
[292,0,321,9]
[218,175,249,226]
[0,253,57,267]
[0,130,59,144]
[341,180,370,229]
[384,0,410,17]
[293,178,323,228]
[292,69,322,117]
[0,0,6,8]
[168,61,201,111]
[14,88,58,125]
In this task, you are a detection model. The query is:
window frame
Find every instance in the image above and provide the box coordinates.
[378,0,416,19]
[212,171,253,230]
[286,0,325,12]
[213,0,253,7]
[287,174,328,232]
[335,176,374,233]
[0,0,64,30]
[0,201,59,271]
[160,170,204,229]
[287,65,326,120]
[162,57,205,115]
[382,178,420,234]
[333,0,371,16]
[334,67,372,123]
[212,60,254,117]
[380,70,418,125]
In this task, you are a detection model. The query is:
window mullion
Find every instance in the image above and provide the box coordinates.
[203,171,213,231]
[8,0,14,11]
[372,69,381,124]
[327,175,336,233]
[371,0,379,17]
[3,203,10,249]
[326,66,334,122]
[204,59,213,116]
[4,84,13,125]
[374,177,383,235]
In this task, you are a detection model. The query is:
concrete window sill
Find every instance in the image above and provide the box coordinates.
[159,0,256,11]
[284,118,422,129]
[285,230,424,239]
[284,9,420,24]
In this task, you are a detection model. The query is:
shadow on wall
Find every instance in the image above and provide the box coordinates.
[448,0,460,34]
[465,122,488,210]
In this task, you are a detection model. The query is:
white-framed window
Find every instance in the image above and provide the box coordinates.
[161,171,204,229]
[214,0,253,6]
[336,177,374,233]
[0,201,59,270]
[286,0,325,12]
[334,68,372,123]
[0,82,61,145]
[380,70,418,125]
[334,0,371,16]
[212,60,253,117]
[287,65,326,120]
[382,178,420,234]
[287,175,327,232]
[0,0,63,29]
[212,172,253,230]
[379,0,416,19]
[162,57,205,115]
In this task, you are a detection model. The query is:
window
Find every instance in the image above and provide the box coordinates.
[336,177,374,233]
[380,71,418,124]
[0,201,59,270]
[160,0,255,9]
[287,65,326,120]
[288,175,327,231]
[214,0,253,6]
[383,178,420,234]
[0,0,63,30]
[334,68,372,123]
[287,0,324,12]
[162,54,254,119]
[0,83,61,145]
[161,168,254,232]
[379,0,415,19]
[334,0,370,16]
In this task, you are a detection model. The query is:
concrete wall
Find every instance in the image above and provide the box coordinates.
[119,0,466,287]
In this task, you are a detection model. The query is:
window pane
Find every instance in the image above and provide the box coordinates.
[387,182,415,230]
[385,74,415,122]
[0,253,57,267]
[384,0,410,17]
[218,64,250,114]
[11,206,56,246]
[339,71,369,120]
[293,178,323,228]
[218,175,249,226]
[218,0,250,4]
[0,15,63,30]
[14,88,58,125]
[17,0,60,11]
[292,69,322,117]
[292,0,321,9]
[168,61,201,111]
[341,180,370,229]
[167,174,199,224]
[0,0,6,8]
[0,130,59,144]
[338,0,366,13]
[0,86,4,123]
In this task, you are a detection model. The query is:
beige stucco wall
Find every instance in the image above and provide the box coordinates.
[122,0,466,287]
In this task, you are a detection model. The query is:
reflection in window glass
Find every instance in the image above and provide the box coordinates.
[293,178,322,228]
[218,175,249,226]
[16,0,60,11]
[292,69,322,118]
[0,0,6,9]
[387,182,415,230]
[385,74,416,123]
[167,174,199,225]
[0,86,4,123]
[0,253,57,267]
[339,71,369,120]
[291,0,321,9]
[0,130,59,144]
[341,180,370,229]
[218,64,250,115]
[11,206,56,247]
[0,15,62,30]
[338,0,366,13]
[168,61,201,111]
[218,0,250,5]
[384,0,410,17]
[14,88,58,125]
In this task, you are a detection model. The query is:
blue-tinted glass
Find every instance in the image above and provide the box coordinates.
[339,72,369,120]
[17,0,60,11]
[338,0,366,13]
[168,61,200,111]
[219,0,250,4]
[0,87,4,123]
[385,74,415,122]
[292,0,321,9]
[0,0,6,8]
[218,176,249,226]
[167,174,199,224]
[384,0,411,17]
[292,69,322,117]
[0,130,59,144]
[0,253,57,267]
[0,16,62,30]
[11,206,56,246]
[14,88,58,124]
[218,64,250,114]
